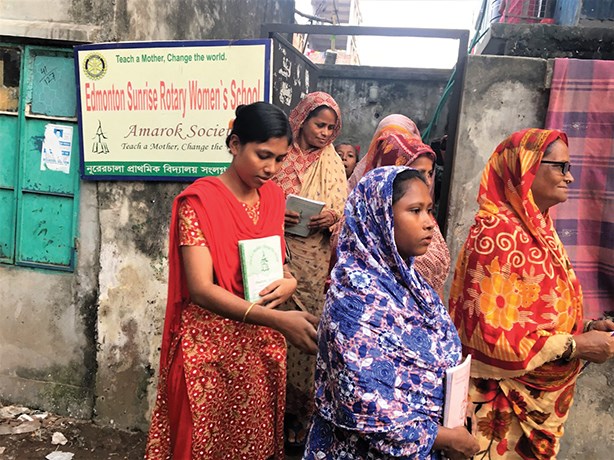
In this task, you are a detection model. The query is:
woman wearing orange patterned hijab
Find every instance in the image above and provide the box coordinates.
[348,113,421,190]
[449,128,614,459]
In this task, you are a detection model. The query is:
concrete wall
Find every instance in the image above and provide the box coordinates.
[445,54,550,279]
[0,0,72,22]
[0,0,97,42]
[477,23,614,60]
[447,53,614,458]
[93,181,183,429]
[0,0,294,43]
[317,65,451,153]
[0,181,100,419]
[0,0,295,431]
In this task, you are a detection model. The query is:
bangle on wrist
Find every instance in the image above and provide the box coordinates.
[564,337,577,362]
[243,302,257,322]
[584,320,595,332]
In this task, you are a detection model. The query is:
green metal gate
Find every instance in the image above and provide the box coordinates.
[0,44,80,271]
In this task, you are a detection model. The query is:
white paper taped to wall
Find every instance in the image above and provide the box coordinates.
[41,123,73,174]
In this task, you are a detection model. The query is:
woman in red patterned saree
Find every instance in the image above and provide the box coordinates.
[145,102,318,460]
[449,128,614,459]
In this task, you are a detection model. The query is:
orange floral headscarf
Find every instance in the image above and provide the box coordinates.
[449,128,583,383]
[348,114,422,190]
[367,132,435,168]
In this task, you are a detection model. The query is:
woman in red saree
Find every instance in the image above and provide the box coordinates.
[145,102,318,460]
[449,128,614,459]
[272,91,347,448]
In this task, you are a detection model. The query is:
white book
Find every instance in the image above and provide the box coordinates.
[285,194,326,237]
[443,354,472,428]
[238,235,284,302]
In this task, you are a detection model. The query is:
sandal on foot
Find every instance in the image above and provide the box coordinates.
[284,415,307,450]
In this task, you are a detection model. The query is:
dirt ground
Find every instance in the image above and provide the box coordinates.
[0,405,305,460]
[0,406,147,460]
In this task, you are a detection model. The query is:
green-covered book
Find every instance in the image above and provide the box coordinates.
[238,235,284,302]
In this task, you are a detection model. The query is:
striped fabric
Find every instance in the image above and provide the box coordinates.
[545,58,614,319]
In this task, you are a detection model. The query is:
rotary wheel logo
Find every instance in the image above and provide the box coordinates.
[83,53,107,80]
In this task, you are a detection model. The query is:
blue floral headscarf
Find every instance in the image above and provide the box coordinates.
[314,166,462,457]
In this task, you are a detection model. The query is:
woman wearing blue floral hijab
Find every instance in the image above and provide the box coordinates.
[303,167,479,459]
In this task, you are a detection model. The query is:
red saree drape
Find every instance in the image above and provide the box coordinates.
[449,129,584,459]
[145,177,288,460]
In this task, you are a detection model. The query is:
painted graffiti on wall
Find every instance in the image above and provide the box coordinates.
[271,38,318,116]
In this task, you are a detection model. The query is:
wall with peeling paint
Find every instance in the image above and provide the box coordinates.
[93,181,187,428]
[0,181,100,419]
[0,0,294,43]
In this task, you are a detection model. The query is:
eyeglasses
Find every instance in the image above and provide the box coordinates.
[540,160,571,175]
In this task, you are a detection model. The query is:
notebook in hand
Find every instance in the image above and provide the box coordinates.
[443,354,472,428]
[238,235,284,302]
[285,194,325,237]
